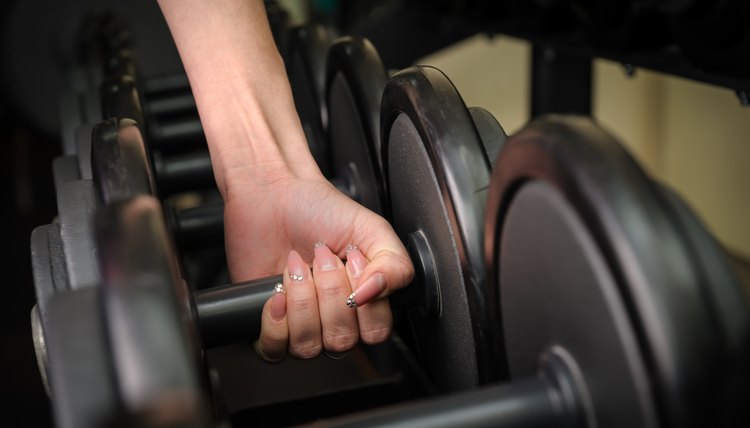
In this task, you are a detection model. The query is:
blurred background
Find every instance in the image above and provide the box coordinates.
[1,0,748,425]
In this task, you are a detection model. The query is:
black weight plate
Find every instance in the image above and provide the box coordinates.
[100,75,145,124]
[381,66,498,392]
[484,115,731,428]
[286,23,334,175]
[495,180,658,428]
[468,106,507,170]
[56,178,102,290]
[91,117,156,204]
[326,36,388,214]
[45,288,121,428]
[75,123,97,179]
[95,195,209,425]
[656,183,749,358]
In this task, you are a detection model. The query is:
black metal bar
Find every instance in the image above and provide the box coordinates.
[302,377,562,428]
[174,203,225,250]
[531,45,592,118]
[154,150,215,195]
[194,275,283,348]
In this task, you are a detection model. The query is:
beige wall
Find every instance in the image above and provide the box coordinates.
[420,35,750,260]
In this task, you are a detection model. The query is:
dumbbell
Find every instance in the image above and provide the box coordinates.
[481,114,749,428]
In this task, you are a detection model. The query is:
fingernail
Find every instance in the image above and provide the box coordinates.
[347,273,386,309]
[314,241,339,272]
[271,283,286,321]
[288,250,306,282]
[345,247,367,279]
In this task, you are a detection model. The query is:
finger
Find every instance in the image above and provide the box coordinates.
[256,282,288,363]
[285,249,322,359]
[345,245,392,344]
[313,242,359,353]
[348,218,415,308]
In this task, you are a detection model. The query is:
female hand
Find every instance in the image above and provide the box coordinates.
[223,173,413,362]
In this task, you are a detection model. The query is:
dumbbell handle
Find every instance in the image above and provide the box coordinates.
[307,377,564,428]
[194,272,421,349]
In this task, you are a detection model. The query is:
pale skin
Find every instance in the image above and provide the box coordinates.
[157,0,414,362]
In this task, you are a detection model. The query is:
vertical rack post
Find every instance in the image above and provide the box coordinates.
[531,45,592,117]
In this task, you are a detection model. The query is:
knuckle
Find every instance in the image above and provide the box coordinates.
[359,323,392,345]
[290,339,322,359]
[323,329,359,352]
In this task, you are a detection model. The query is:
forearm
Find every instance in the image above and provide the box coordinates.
[158,0,321,198]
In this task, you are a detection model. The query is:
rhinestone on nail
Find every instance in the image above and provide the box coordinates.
[289,273,304,281]
[346,292,357,309]
[272,283,285,295]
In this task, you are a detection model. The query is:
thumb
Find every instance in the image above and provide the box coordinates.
[348,241,414,309]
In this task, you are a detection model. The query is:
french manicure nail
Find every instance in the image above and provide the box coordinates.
[288,250,306,282]
[347,272,386,309]
[314,242,339,272]
[345,247,367,279]
[271,283,286,321]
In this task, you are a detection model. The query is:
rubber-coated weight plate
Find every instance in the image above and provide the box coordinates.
[381,66,499,392]
[327,36,388,214]
[467,106,507,170]
[656,183,749,357]
[95,196,209,424]
[91,118,156,204]
[498,180,657,428]
[485,115,743,427]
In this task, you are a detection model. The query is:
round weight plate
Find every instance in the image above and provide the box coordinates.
[485,115,729,427]
[286,23,334,175]
[381,66,498,392]
[326,36,388,214]
[95,196,209,424]
[498,180,657,428]
[91,118,156,204]
[656,183,749,359]
[467,106,507,170]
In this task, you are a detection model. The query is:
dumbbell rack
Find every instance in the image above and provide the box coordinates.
[29,1,750,428]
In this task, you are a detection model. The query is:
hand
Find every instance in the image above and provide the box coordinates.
[222,172,414,362]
